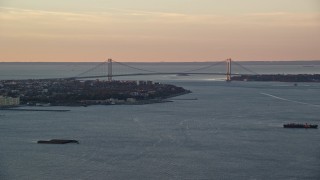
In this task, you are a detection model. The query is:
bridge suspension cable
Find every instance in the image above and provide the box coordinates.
[112,60,161,73]
[74,60,108,78]
[232,61,259,75]
[179,60,226,73]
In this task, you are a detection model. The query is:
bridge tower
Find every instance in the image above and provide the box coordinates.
[107,58,112,81]
[226,58,232,81]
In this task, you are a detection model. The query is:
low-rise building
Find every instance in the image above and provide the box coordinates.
[126,98,136,103]
[0,96,20,107]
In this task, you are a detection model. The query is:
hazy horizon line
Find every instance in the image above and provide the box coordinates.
[1,59,320,63]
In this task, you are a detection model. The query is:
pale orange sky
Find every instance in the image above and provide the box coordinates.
[0,0,319,62]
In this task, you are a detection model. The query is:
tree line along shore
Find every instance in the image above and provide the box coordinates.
[231,74,320,82]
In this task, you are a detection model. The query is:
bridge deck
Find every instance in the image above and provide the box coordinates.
[71,72,249,79]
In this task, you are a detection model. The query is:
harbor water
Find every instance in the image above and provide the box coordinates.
[0,62,320,179]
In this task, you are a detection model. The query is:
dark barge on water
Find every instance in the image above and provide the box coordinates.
[283,123,318,129]
[37,139,79,144]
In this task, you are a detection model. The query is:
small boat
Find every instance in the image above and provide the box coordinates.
[283,123,318,129]
[37,139,79,144]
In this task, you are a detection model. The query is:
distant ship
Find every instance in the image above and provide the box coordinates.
[283,123,318,129]
[37,139,79,144]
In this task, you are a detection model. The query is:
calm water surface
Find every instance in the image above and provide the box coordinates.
[0,62,320,179]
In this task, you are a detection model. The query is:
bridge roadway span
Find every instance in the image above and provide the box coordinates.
[71,72,247,79]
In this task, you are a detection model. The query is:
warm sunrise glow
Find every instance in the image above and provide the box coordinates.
[0,0,319,62]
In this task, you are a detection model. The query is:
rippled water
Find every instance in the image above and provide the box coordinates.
[0,62,320,179]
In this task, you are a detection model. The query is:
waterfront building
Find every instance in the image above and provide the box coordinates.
[126,98,136,103]
[0,96,20,107]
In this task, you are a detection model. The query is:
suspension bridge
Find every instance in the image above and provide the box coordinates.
[70,58,258,81]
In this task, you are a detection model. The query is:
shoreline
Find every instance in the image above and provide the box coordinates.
[0,108,70,112]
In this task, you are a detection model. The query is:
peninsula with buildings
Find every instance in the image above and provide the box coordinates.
[0,79,190,107]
